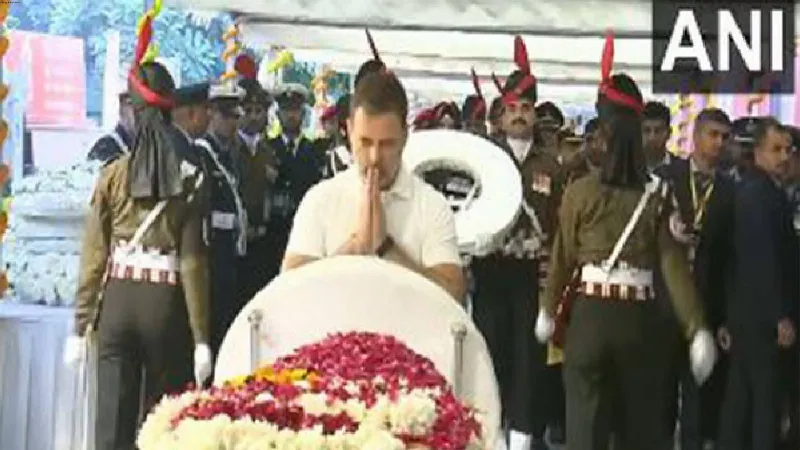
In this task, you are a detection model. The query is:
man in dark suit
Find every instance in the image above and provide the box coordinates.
[658,108,735,450]
[719,117,799,450]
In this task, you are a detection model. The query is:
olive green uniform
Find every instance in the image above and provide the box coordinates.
[541,173,706,450]
[74,155,209,448]
[231,132,279,301]
[471,142,563,436]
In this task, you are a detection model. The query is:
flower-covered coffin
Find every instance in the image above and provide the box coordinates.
[138,332,486,449]
[215,256,501,447]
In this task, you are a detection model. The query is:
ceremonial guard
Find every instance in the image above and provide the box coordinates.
[471,36,561,450]
[196,83,249,356]
[536,33,716,450]
[461,69,488,136]
[65,22,211,448]
[322,94,353,179]
[657,108,734,450]
[263,83,324,283]
[87,90,135,165]
[488,97,505,140]
[430,101,462,130]
[231,56,279,302]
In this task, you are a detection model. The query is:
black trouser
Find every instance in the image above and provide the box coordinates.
[718,327,784,450]
[563,296,671,450]
[237,228,272,303]
[95,279,193,450]
[471,255,547,437]
[209,231,242,356]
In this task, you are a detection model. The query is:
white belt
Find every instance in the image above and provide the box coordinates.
[109,245,179,284]
[580,263,652,286]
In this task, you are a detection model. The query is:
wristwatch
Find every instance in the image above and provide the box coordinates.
[376,236,394,257]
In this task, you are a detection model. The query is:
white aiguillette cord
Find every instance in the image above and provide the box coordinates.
[601,176,661,276]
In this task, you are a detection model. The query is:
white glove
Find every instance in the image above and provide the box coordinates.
[689,329,717,385]
[534,309,555,343]
[669,211,695,245]
[63,335,87,368]
[193,343,213,386]
[473,234,494,257]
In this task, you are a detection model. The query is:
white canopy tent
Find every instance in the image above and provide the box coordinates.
[174,0,739,104]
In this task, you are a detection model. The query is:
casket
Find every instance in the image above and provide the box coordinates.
[402,130,521,255]
[215,256,503,448]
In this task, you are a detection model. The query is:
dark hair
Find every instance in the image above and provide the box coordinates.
[752,116,785,150]
[350,72,408,126]
[434,101,462,128]
[354,59,386,87]
[128,61,186,200]
[597,73,647,189]
[642,101,670,127]
[695,107,731,134]
[584,117,599,135]
[535,101,564,126]
[489,97,504,121]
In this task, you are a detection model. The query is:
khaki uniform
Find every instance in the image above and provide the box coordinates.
[470,142,563,437]
[542,172,706,450]
[75,155,209,449]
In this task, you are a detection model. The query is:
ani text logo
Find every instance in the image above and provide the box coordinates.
[651,1,795,94]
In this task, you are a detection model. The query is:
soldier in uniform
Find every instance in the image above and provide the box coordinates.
[233,74,279,302]
[87,90,135,165]
[263,83,324,283]
[462,69,488,136]
[173,82,211,142]
[195,83,249,356]
[471,35,562,450]
[66,60,211,450]
[535,101,564,158]
[536,34,716,450]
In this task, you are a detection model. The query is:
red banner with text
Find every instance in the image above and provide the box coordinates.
[4,30,88,127]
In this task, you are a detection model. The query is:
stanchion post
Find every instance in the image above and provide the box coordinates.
[248,309,263,371]
[450,322,467,398]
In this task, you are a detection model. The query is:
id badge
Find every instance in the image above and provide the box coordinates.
[211,211,235,230]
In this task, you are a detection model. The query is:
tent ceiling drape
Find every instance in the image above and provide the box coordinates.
[174,0,722,102]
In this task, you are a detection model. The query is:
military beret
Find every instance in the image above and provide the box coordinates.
[174,83,210,107]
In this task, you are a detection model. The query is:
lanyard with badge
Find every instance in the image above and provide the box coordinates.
[689,172,714,229]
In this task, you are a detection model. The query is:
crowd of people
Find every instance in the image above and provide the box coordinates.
[64,25,800,450]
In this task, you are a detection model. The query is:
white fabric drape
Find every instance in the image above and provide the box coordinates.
[0,303,94,450]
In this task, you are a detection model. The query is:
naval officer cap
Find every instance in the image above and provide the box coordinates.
[174,82,210,107]
[208,83,246,117]
[274,83,310,109]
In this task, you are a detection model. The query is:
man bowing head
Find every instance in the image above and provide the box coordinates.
[280,71,466,301]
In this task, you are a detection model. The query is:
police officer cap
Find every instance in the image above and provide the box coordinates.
[274,83,310,108]
[731,116,763,143]
[174,82,210,107]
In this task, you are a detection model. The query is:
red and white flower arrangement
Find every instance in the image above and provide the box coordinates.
[137,332,486,449]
